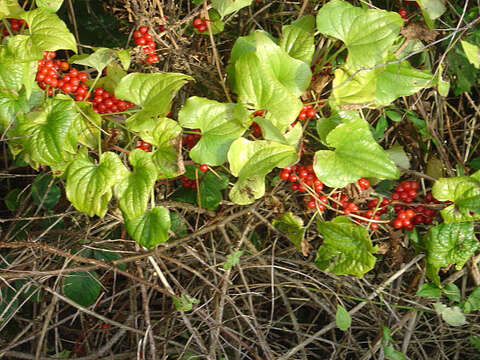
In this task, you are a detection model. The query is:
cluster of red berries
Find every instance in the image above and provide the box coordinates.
[89,87,135,114]
[280,164,324,193]
[192,17,207,33]
[391,180,418,203]
[184,129,201,148]
[297,104,316,120]
[133,26,159,64]
[182,176,197,189]
[136,140,151,152]
[1,18,27,37]
[36,51,89,100]
[251,110,265,136]
[392,209,416,230]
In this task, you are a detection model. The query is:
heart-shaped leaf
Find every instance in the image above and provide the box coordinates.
[179,96,249,165]
[0,45,38,96]
[313,116,400,188]
[280,15,315,65]
[70,47,121,73]
[211,0,252,17]
[315,216,377,278]
[65,151,128,217]
[228,138,297,205]
[0,85,43,131]
[272,212,305,252]
[114,149,158,219]
[115,73,192,132]
[124,206,170,249]
[149,117,182,179]
[64,271,101,307]
[0,0,23,19]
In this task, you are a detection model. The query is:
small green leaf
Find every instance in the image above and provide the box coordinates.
[416,0,446,21]
[461,41,480,69]
[74,101,101,149]
[31,174,61,209]
[66,151,128,218]
[464,286,480,314]
[178,97,249,166]
[315,216,377,278]
[426,222,478,282]
[211,0,252,18]
[0,0,23,19]
[114,149,157,219]
[280,15,315,65]
[223,251,244,270]
[35,0,64,12]
[198,171,229,210]
[254,117,302,148]
[115,73,192,132]
[228,138,298,205]
[383,344,406,360]
[313,117,400,188]
[91,63,127,94]
[443,283,461,303]
[470,335,480,353]
[70,47,119,73]
[4,188,22,211]
[63,271,101,307]
[336,304,352,331]
[170,212,187,237]
[21,8,77,53]
[0,85,43,131]
[93,249,126,270]
[124,206,170,249]
[416,283,441,298]
[385,110,402,123]
[173,293,200,312]
[433,302,466,327]
[386,142,410,170]
[374,115,388,140]
[149,117,182,179]
[272,212,305,252]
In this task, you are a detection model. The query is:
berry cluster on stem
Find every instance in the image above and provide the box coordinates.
[133,26,159,64]
[193,17,207,33]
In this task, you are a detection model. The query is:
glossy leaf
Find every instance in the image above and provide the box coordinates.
[17,96,79,172]
[464,286,480,314]
[74,101,101,149]
[70,47,119,73]
[211,0,252,17]
[178,97,249,165]
[416,0,446,22]
[313,117,400,188]
[272,212,305,252]
[443,283,461,302]
[416,283,441,298]
[198,171,229,210]
[7,34,43,62]
[280,15,315,65]
[315,216,377,278]
[124,206,170,249]
[461,40,480,69]
[65,151,128,217]
[331,65,379,105]
[0,0,23,19]
[426,222,478,283]
[21,8,77,53]
[254,116,302,148]
[114,149,158,219]
[149,117,182,179]
[35,0,64,12]
[336,305,351,331]
[433,302,466,327]
[0,45,37,96]
[316,0,402,68]
[115,73,192,132]
[64,271,101,307]
[228,138,297,205]
[0,85,43,131]
[91,63,127,94]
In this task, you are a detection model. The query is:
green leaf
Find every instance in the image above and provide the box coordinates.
[91,63,127,94]
[416,0,446,23]
[17,96,79,172]
[65,151,128,218]
[316,0,402,68]
[228,138,298,205]
[0,286,18,323]
[461,40,480,69]
[416,283,441,298]
[315,216,377,278]
[74,101,101,149]
[115,73,192,132]
[211,0,252,18]
[124,206,170,249]
[331,65,379,105]
[70,47,120,73]
[375,59,435,106]
[149,117,182,179]
[170,212,187,237]
[426,222,478,282]
[114,149,157,219]
[374,115,388,140]
[313,117,400,188]
[7,34,43,61]
[385,110,402,123]
[433,302,466,327]
[0,85,43,132]
[464,286,480,314]
[336,304,352,331]
[198,171,229,210]
[35,0,64,12]
[178,97,249,166]
[383,344,406,360]
[386,142,410,170]
[443,283,461,303]
[173,293,200,312]
[0,0,23,19]
[63,271,101,307]
[0,45,38,96]
[21,8,77,53]
[4,188,22,211]
[31,174,61,209]
[280,15,315,65]
[470,335,480,353]
[440,204,480,224]
[223,251,244,270]
[272,212,305,252]
[254,117,302,147]
[93,249,126,270]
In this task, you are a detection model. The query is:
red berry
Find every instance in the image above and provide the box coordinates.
[307,200,316,209]
[199,164,208,172]
[393,219,403,229]
[413,214,425,224]
[424,208,435,217]
[197,24,207,33]
[370,223,378,230]
[280,170,290,180]
[391,193,400,200]
[398,8,408,19]
[146,54,159,64]
[368,199,379,209]
[288,174,298,183]
[405,209,415,218]
[407,190,417,199]
[133,30,143,38]
[297,111,307,120]
[139,25,149,34]
[357,178,370,190]
[306,108,316,118]
[319,195,328,204]
[193,18,204,28]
